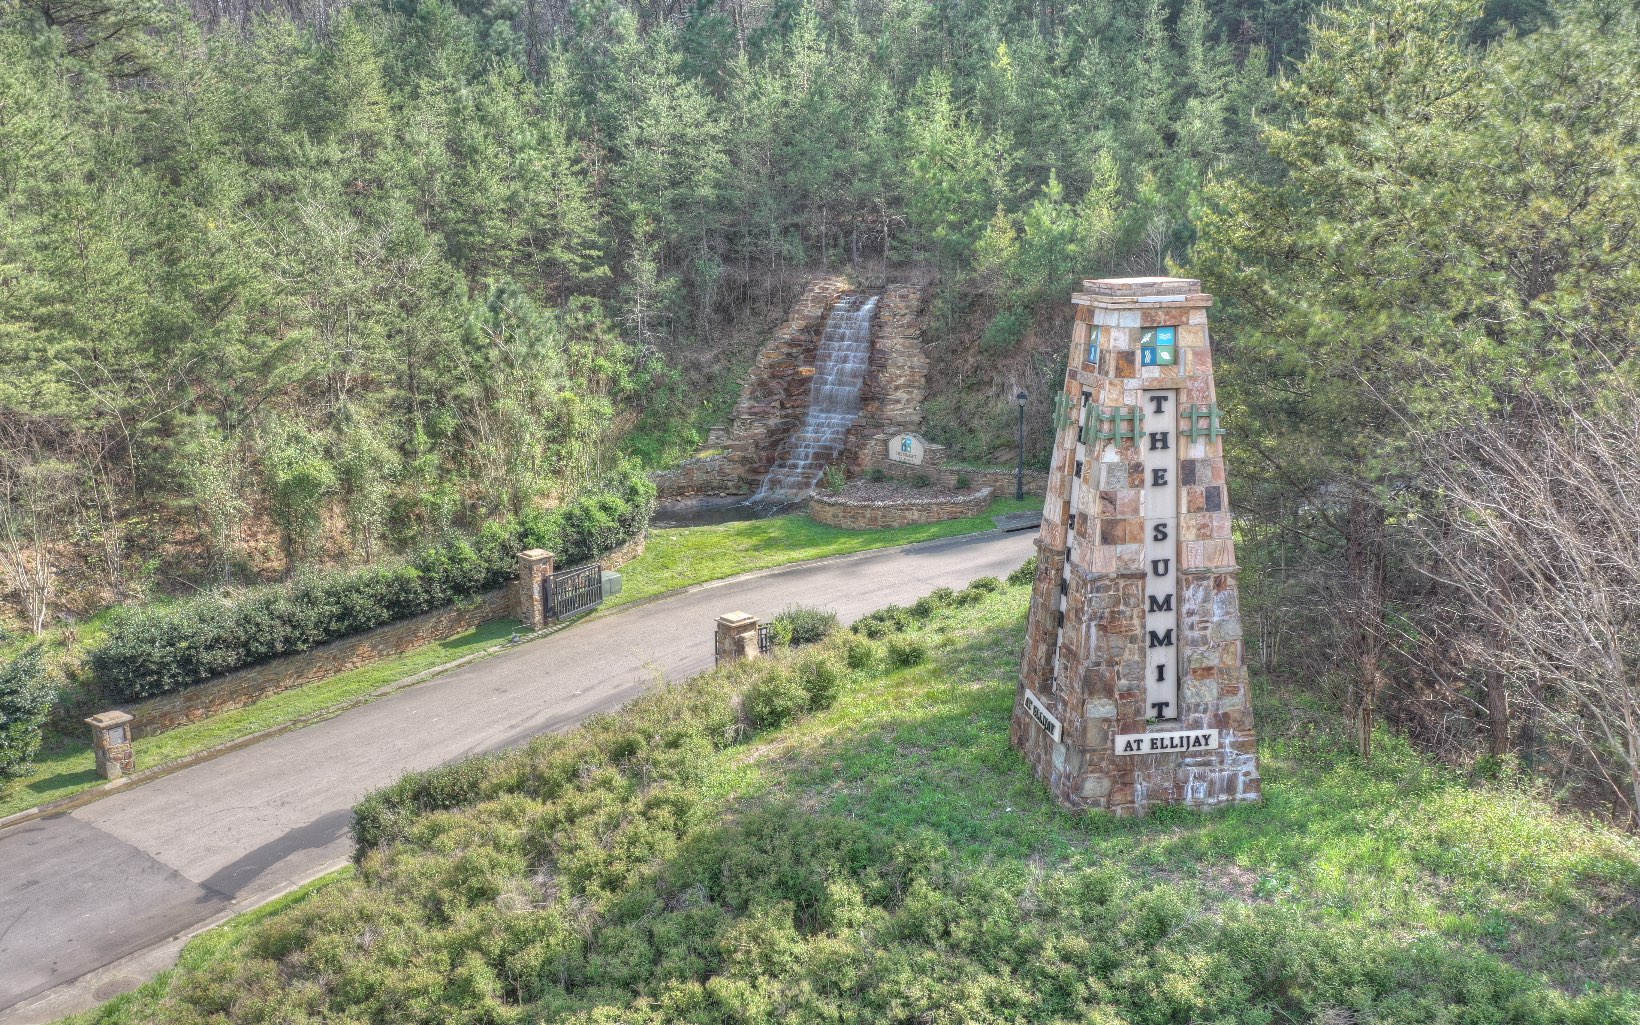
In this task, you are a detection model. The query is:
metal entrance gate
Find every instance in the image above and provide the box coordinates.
[543,562,603,621]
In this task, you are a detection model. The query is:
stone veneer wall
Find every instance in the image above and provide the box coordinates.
[946,466,1049,497]
[121,532,649,739]
[809,486,993,529]
[845,283,930,469]
[853,438,1050,498]
[651,454,747,500]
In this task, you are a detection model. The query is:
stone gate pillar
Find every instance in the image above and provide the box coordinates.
[516,549,555,630]
[715,612,762,664]
[86,710,136,780]
[1011,276,1261,815]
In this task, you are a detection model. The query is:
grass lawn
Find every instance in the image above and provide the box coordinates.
[604,495,1039,609]
[0,618,519,821]
[71,579,1640,1025]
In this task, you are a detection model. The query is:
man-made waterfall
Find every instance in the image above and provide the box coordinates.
[749,292,879,507]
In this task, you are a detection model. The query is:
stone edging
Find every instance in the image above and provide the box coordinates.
[810,486,994,529]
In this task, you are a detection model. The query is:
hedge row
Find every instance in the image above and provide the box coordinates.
[0,646,52,784]
[90,467,655,702]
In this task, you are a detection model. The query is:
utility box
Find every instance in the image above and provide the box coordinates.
[601,571,623,597]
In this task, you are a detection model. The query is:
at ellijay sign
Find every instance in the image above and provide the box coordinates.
[1023,689,1062,742]
[1115,728,1219,755]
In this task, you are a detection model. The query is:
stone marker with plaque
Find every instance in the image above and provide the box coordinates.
[886,433,927,465]
[1011,276,1261,816]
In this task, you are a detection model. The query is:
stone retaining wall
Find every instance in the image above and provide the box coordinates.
[853,449,1050,498]
[121,531,649,740]
[601,531,648,569]
[809,486,993,529]
[121,588,515,739]
[652,454,748,500]
[943,465,1050,497]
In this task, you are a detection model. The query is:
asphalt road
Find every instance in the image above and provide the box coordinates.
[0,528,1036,1021]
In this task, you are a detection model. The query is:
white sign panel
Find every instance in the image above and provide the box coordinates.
[1114,729,1219,756]
[1023,689,1062,742]
[1143,390,1179,721]
[887,433,927,465]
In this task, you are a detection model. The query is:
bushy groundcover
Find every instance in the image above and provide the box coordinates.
[76,579,1640,1025]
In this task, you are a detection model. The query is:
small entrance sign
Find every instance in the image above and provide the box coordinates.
[1114,729,1219,755]
[1023,689,1062,742]
[887,433,927,465]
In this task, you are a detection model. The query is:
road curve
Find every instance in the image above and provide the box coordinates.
[0,528,1036,1022]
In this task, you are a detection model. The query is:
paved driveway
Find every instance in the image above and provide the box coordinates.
[0,529,1036,1021]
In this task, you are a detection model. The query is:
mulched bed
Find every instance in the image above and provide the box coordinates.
[818,481,991,506]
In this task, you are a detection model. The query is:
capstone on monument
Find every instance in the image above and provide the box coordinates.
[1011,276,1261,815]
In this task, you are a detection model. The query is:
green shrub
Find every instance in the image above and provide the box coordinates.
[910,587,956,619]
[852,605,914,639]
[746,668,810,732]
[822,464,846,493]
[91,466,655,701]
[981,306,1029,354]
[953,576,1002,607]
[842,635,880,671]
[795,652,844,711]
[867,467,887,483]
[955,472,972,489]
[0,646,52,784]
[351,753,504,856]
[770,606,839,647]
[1007,555,1038,587]
[885,637,929,668]
[909,472,933,488]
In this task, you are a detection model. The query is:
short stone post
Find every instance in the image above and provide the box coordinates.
[516,549,555,630]
[85,711,136,781]
[715,612,761,665]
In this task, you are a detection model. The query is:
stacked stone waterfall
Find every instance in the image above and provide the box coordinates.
[1012,276,1261,817]
[749,293,880,507]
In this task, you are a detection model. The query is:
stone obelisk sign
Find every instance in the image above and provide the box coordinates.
[1011,276,1260,815]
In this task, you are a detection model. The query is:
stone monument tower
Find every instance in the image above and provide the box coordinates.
[1011,276,1261,815]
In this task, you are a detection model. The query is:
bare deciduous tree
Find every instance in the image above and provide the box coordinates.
[0,435,77,635]
[1413,394,1640,827]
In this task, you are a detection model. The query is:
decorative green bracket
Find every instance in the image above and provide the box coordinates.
[1055,391,1076,429]
[1179,403,1226,440]
[1114,407,1145,445]
[1089,405,1145,444]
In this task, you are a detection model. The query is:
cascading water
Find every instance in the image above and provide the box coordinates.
[749,292,879,508]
